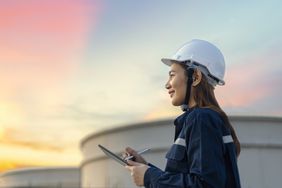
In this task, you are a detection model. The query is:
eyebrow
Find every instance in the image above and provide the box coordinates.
[169,70,176,74]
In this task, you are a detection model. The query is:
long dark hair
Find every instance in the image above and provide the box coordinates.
[186,66,241,157]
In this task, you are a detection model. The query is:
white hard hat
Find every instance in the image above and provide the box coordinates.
[162,39,226,86]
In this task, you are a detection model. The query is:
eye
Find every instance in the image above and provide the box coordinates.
[168,71,176,78]
[169,73,175,78]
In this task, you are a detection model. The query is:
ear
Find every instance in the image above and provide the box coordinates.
[192,69,202,86]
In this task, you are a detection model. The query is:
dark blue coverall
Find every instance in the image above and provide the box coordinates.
[144,108,241,188]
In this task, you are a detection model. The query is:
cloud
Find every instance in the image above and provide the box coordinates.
[143,99,181,121]
[0,143,80,173]
[0,0,102,90]
[1,128,65,152]
[217,41,282,115]
[0,160,34,173]
[0,128,81,172]
[0,1,99,34]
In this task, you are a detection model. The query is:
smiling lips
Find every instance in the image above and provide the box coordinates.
[168,90,175,97]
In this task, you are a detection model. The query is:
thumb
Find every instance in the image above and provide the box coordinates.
[127,160,141,166]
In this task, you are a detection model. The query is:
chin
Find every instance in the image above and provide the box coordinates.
[171,99,182,106]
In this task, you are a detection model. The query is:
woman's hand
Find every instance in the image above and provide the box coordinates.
[125,160,149,187]
[123,147,148,164]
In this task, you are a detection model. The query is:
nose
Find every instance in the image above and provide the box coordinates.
[165,80,171,90]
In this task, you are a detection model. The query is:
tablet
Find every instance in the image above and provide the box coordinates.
[98,144,129,166]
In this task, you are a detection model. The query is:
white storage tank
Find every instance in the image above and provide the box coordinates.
[0,167,80,188]
[80,116,282,188]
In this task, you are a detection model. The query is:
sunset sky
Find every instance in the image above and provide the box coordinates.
[1,0,282,172]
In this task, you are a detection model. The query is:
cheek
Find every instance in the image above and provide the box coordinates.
[172,77,187,93]
[171,77,187,105]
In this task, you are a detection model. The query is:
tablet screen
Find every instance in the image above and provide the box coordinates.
[98,144,129,166]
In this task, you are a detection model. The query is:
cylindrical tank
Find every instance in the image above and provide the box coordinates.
[80,116,282,188]
[0,167,80,188]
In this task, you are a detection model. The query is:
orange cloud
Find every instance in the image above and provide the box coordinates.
[216,47,280,109]
[0,1,104,126]
[0,1,99,33]
[0,160,34,173]
[1,127,66,152]
[0,1,103,88]
[143,99,181,121]
[2,138,65,153]
[0,101,25,130]
[0,139,81,173]
[0,145,81,173]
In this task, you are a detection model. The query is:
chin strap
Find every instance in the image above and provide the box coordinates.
[181,68,194,111]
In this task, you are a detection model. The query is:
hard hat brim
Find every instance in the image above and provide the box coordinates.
[161,58,185,66]
[161,57,226,86]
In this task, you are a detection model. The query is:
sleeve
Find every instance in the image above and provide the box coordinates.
[143,112,226,188]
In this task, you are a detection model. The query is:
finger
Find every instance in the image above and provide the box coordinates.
[121,152,126,158]
[127,160,141,166]
[126,147,139,154]
[121,152,130,159]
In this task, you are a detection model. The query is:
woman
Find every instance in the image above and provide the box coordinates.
[125,39,241,188]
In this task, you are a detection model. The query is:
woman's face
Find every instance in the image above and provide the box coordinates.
[165,63,188,106]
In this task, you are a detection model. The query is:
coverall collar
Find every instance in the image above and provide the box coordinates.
[173,107,196,141]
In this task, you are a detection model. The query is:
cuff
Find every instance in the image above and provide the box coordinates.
[144,165,163,188]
